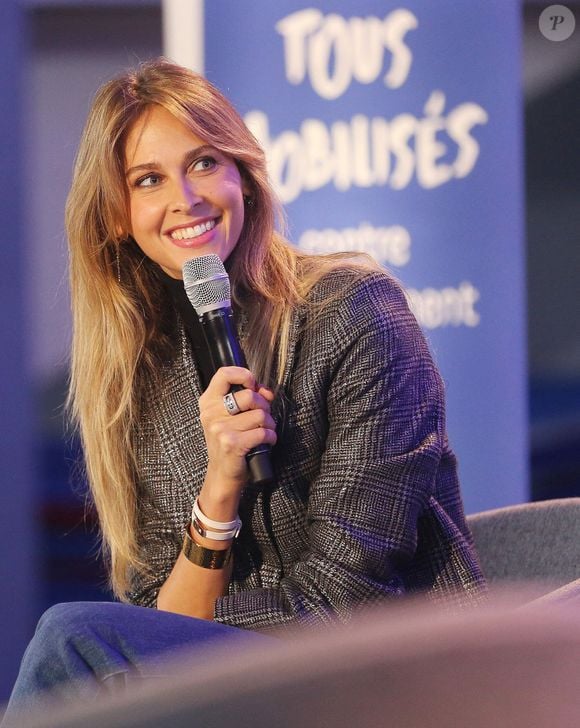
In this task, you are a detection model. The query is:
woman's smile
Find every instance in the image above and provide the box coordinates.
[165,217,220,247]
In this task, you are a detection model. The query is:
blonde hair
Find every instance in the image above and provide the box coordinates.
[66,58,378,598]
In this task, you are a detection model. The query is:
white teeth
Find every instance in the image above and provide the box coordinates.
[170,219,216,241]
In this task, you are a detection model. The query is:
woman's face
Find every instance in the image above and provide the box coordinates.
[124,105,247,279]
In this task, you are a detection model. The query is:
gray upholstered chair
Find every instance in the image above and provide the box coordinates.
[466,497,580,600]
[533,577,580,605]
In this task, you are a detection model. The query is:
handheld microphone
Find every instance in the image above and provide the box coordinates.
[182,254,273,485]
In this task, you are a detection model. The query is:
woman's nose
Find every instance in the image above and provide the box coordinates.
[170,176,202,212]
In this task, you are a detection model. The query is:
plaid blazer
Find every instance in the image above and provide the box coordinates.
[129,268,486,631]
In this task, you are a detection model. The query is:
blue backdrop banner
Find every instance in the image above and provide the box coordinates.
[205,0,527,513]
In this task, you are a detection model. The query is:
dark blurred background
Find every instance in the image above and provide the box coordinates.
[524,4,580,503]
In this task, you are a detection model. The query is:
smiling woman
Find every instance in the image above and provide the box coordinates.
[2,58,486,723]
[124,108,247,277]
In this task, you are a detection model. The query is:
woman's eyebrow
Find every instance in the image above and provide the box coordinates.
[125,161,161,178]
[125,145,219,178]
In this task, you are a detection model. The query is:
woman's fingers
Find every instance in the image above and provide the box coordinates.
[220,388,273,415]
[199,367,277,484]
[200,368,275,418]
[203,366,257,397]
[206,419,278,457]
[207,407,276,433]
[257,385,275,403]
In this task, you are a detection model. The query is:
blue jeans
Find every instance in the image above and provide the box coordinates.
[1,601,275,725]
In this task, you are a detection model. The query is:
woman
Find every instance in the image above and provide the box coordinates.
[4,58,485,717]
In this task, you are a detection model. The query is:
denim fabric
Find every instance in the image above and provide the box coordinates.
[1,601,275,726]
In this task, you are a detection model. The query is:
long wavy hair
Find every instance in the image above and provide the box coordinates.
[66,58,377,598]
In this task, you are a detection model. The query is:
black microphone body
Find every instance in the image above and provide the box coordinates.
[201,308,247,370]
[199,308,273,485]
[183,256,273,486]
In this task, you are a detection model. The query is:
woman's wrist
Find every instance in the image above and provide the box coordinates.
[191,497,242,541]
[187,521,233,552]
[198,470,245,523]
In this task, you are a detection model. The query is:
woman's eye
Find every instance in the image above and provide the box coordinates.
[192,156,217,172]
[136,173,161,188]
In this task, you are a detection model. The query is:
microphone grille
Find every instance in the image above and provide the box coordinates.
[182,254,231,314]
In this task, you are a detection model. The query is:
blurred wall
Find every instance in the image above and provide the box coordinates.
[25,2,162,382]
[0,0,38,702]
[0,0,161,702]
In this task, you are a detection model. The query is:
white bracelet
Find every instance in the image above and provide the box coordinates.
[192,497,242,533]
[191,517,239,541]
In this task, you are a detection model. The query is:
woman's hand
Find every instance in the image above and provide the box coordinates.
[198,366,277,521]
[158,367,275,619]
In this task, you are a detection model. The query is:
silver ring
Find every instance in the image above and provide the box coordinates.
[223,392,241,416]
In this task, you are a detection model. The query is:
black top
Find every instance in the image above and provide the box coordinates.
[158,269,214,390]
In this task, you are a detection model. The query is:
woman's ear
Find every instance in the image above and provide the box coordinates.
[242,178,255,207]
[236,163,254,201]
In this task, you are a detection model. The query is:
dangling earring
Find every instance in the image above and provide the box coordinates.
[115,246,121,283]
[243,195,254,208]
